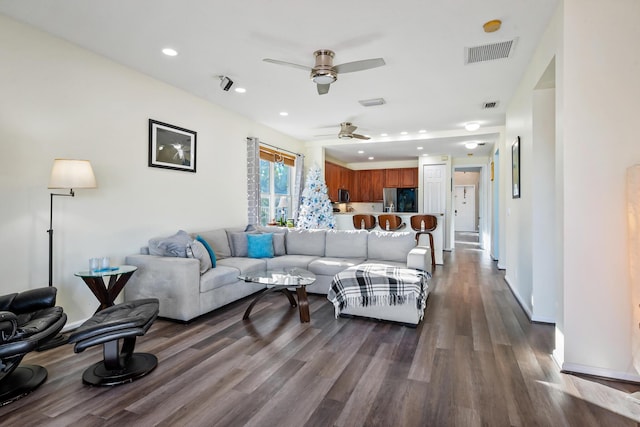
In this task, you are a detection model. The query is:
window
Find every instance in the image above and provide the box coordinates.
[259,146,295,226]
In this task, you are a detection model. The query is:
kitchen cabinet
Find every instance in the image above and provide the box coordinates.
[385,169,400,187]
[400,168,418,187]
[324,161,355,201]
[355,169,384,201]
[384,168,418,188]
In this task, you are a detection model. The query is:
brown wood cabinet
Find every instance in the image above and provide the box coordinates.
[325,161,355,202]
[385,169,401,187]
[326,163,418,202]
[400,168,418,187]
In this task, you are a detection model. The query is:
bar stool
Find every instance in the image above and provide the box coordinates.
[410,215,437,269]
[353,214,377,230]
[377,214,406,231]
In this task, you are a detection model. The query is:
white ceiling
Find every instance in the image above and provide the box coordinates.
[0,0,558,163]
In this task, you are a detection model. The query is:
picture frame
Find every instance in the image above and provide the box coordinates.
[512,136,521,198]
[148,119,197,172]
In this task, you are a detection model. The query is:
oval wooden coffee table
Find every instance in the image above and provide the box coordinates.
[239,268,316,323]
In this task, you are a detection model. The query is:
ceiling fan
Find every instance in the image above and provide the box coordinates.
[338,122,370,140]
[263,49,385,95]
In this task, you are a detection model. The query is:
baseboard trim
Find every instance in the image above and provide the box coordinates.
[561,362,640,384]
[504,275,533,320]
[61,319,86,332]
[531,315,555,324]
[497,262,505,270]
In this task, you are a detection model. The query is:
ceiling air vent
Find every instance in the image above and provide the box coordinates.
[482,101,499,109]
[465,39,517,64]
[358,98,386,107]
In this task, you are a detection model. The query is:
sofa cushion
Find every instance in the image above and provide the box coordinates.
[265,254,319,270]
[228,231,260,257]
[307,257,365,276]
[196,229,234,259]
[186,240,212,274]
[217,257,267,276]
[272,233,286,256]
[367,231,416,263]
[325,230,368,258]
[200,265,243,293]
[247,233,274,258]
[286,229,326,256]
[148,230,192,257]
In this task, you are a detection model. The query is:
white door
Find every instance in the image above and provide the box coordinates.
[454,185,476,231]
[423,164,446,214]
[423,164,447,264]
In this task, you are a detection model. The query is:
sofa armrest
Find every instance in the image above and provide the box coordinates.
[124,254,201,321]
[407,246,431,275]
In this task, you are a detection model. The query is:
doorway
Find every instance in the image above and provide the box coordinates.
[454,185,476,232]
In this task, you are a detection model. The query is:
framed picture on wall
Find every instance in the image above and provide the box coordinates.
[512,136,521,198]
[148,119,197,172]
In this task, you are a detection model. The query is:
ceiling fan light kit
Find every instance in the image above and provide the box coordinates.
[263,48,385,95]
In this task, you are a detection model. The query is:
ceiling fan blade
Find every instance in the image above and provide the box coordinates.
[317,83,330,95]
[334,58,386,74]
[262,58,312,72]
[343,124,357,134]
[352,134,371,140]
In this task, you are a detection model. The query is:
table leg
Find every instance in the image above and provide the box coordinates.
[243,287,280,320]
[81,276,110,312]
[296,286,310,323]
[107,271,135,307]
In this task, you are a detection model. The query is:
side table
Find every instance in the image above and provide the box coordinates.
[74,265,137,313]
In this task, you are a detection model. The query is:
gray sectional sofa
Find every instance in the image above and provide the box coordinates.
[124,227,431,322]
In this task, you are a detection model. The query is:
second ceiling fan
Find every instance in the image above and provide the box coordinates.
[263,49,385,95]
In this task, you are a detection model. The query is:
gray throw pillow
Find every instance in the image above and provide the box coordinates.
[229,231,256,257]
[149,230,192,257]
[272,233,286,256]
[186,240,212,274]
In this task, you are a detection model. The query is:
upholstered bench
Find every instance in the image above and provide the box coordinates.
[327,263,429,327]
[68,298,159,386]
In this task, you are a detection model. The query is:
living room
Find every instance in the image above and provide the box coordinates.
[2,0,640,424]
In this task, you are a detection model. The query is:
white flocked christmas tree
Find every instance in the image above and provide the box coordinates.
[296,165,336,229]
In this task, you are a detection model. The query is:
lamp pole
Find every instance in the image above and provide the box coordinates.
[48,189,74,287]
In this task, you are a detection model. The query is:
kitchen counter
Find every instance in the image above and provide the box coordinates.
[332,212,444,265]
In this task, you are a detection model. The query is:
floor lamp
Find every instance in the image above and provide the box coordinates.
[47,159,97,287]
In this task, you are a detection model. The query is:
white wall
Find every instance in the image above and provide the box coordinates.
[0,16,303,325]
[506,0,640,381]
[560,0,640,379]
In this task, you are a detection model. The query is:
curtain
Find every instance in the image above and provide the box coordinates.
[246,137,260,226]
[292,153,304,221]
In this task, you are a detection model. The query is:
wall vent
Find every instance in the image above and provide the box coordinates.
[358,98,386,107]
[465,39,517,64]
[482,101,499,109]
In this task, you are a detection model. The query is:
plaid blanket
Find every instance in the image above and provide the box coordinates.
[327,263,430,319]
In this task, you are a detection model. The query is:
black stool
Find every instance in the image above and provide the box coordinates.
[68,298,159,386]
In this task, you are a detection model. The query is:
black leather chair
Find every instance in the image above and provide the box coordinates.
[0,287,67,405]
[68,298,159,386]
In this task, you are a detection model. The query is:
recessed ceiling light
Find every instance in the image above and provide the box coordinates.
[400,131,408,135]
[162,48,178,56]
[279,112,288,116]
[417,147,423,150]
[465,122,480,131]
[418,129,427,133]
[465,142,478,149]
[422,153,429,157]
[368,156,374,160]
[357,150,364,154]
[234,87,246,93]
[380,133,388,137]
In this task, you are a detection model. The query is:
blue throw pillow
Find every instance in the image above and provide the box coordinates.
[247,233,274,258]
[196,235,217,268]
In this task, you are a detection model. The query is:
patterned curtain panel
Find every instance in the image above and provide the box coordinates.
[246,137,260,226]
[293,154,305,221]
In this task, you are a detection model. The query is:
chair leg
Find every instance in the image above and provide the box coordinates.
[428,233,436,270]
[81,337,157,386]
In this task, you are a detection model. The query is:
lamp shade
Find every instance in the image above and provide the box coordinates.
[48,159,97,189]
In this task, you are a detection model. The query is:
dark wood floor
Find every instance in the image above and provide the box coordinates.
[4,239,640,426]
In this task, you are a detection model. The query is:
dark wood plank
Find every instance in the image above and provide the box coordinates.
[1,235,639,425]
